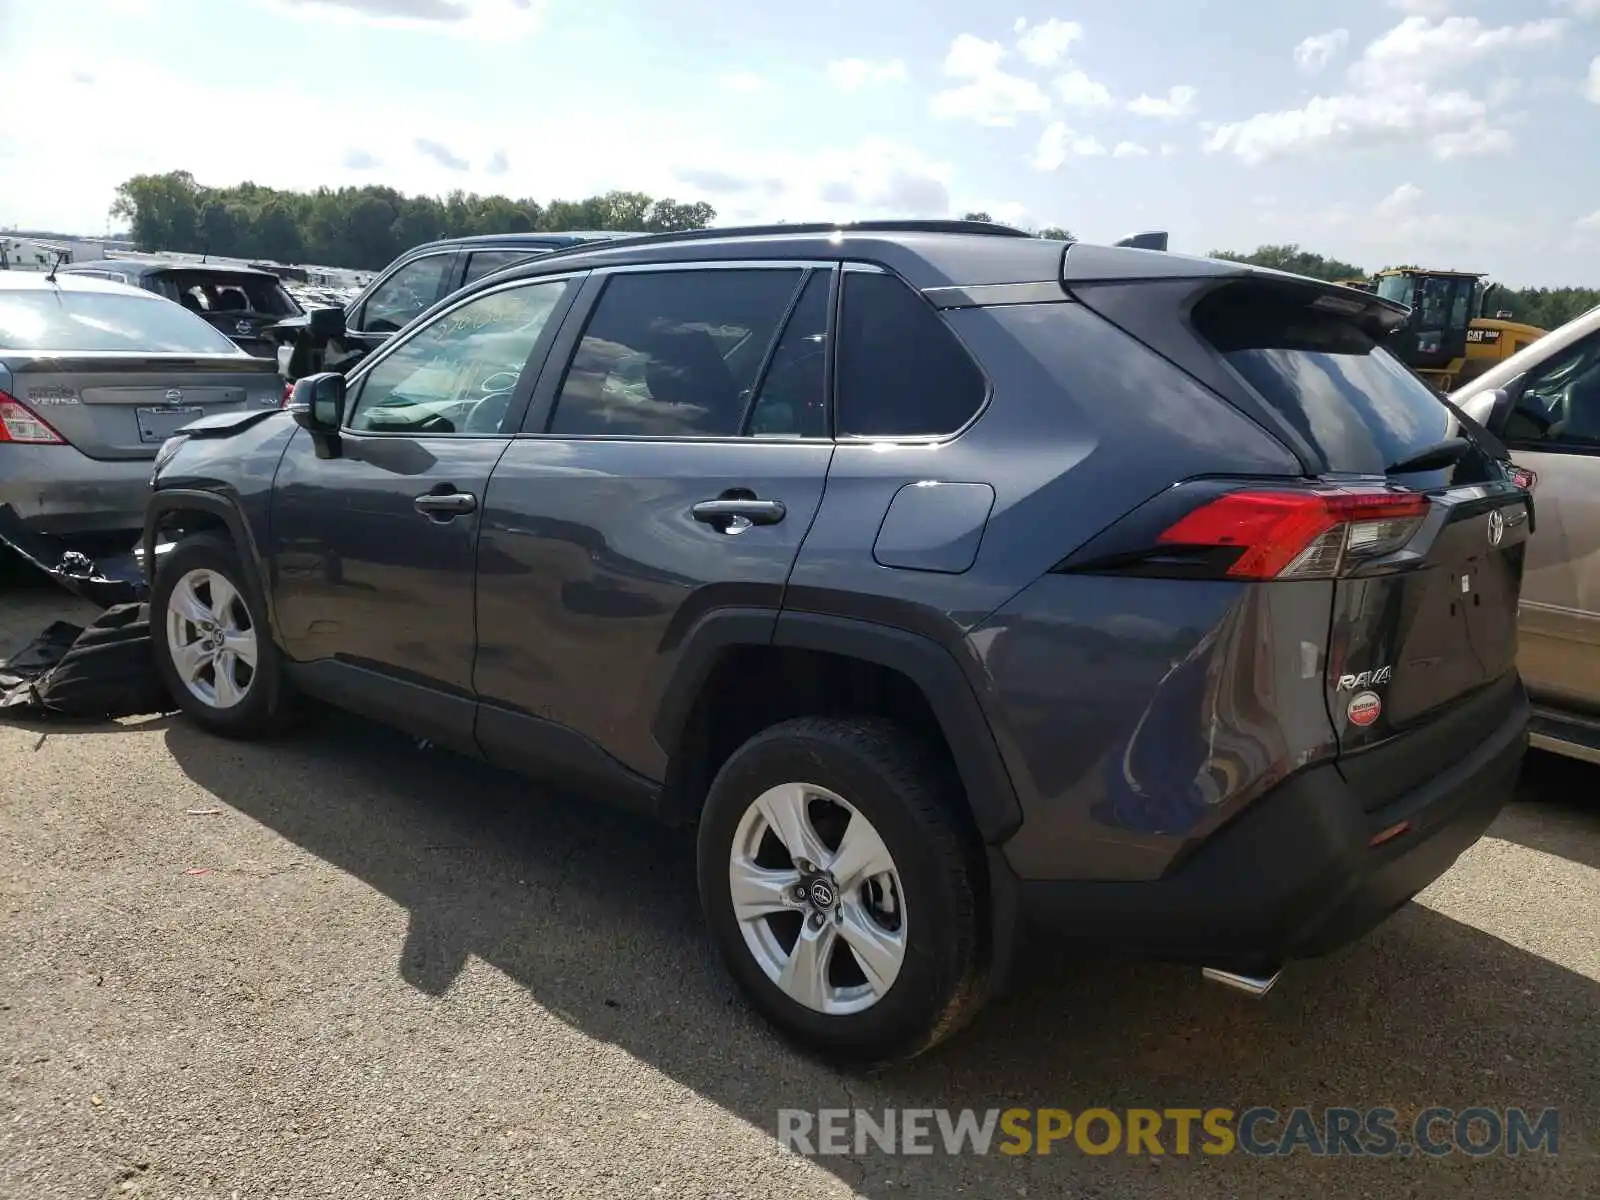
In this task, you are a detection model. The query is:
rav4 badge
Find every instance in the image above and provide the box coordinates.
[1347,691,1383,727]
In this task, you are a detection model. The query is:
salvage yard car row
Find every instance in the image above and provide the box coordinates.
[3,219,1597,1066]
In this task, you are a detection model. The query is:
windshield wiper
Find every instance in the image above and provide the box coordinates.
[1385,436,1472,475]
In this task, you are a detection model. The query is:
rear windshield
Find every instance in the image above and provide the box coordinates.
[151,271,300,317]
[0,288,243,353]
[1195,286,1456,476]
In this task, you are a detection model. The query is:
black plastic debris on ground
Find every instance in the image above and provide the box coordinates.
[0,603,174,719]
[0,507,147,608]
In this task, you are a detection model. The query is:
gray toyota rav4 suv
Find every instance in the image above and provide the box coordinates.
[140,221,1532,1063]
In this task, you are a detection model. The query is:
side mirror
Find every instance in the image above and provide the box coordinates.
[289,372,346,434]
[307,305,346,339]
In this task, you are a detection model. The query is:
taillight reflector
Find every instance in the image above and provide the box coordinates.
[0,391,68,445]
[1158,489,1430,580]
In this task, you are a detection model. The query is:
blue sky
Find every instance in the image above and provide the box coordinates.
[0,0,1596,286]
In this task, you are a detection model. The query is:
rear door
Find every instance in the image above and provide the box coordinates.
[1181,279,1532,794]
[1493,326,1600,712]
[473,263,835,786]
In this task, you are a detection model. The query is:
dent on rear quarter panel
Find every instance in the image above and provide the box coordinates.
[973,576,1341,883]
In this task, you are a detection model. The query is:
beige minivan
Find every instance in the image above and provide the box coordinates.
[1455,304,1600,765]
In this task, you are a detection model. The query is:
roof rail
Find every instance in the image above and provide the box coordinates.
[518,218,1037,265]
[1114,231,1169,252]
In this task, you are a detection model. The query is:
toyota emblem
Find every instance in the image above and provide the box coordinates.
[807,879,836,909]
[236,319,252,335]
[164,388,184,405]
[1487,509,1505,547]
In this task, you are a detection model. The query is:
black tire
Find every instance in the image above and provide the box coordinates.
[150,533,293,738]
[696,715,990,1066]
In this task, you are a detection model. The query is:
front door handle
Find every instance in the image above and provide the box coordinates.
[691,498,786,534]
[414,491,477,519]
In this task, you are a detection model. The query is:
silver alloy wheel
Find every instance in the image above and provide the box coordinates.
[165,568,258,710]
[728,782,907,1016]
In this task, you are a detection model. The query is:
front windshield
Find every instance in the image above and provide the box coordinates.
[1376,274,1412,306]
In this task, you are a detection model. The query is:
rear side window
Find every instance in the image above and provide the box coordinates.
[464,249,542,285]
[548,268,806,437]
[835,271,986,438]
[0,289,240,353]
[1194,284,1454,476]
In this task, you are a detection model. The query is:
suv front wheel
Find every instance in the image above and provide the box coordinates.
[150,533,292,738]
[696,716,990,1065]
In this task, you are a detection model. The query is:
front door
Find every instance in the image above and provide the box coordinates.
[473,264,836,790]
[269,274,581,748]
[1499,327,1600,712]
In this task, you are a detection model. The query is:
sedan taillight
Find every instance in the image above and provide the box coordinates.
[0,390,67,444]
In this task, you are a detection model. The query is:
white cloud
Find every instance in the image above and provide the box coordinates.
[945,32,1005,77]
[0,52,958,237]
[1032,122,1107,171]
[257,0,544,38]
[1294,29,1349,75]
[1486,76,1522,105]
[718,71,763,93]
[1577,211,1600,231]
[1586,56,1600,103]
[931,33,1051,126]
[1207,15,1567,165]
[1127,85,1198,118]
[824,58,908,90]
[1054,69,1113,109]
[1377,182,1424,216]
[1112,141,1150,158]
[1014,17,1084,66]
[1352,16,1565,88]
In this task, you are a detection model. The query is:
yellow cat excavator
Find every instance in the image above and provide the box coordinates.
[1366,268,1547,391]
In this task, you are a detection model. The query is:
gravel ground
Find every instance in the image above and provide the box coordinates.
[3,558,1597,1199]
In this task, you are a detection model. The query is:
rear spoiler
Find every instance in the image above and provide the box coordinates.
[1064,234,1411,337]
[1114,231,1169,252]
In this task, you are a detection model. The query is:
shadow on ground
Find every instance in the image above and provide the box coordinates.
[161,710,1599,1195]
[1500,750,1600,871]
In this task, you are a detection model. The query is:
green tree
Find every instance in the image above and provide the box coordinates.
[111,171,202,253]
[1035,226,1074,240]
[109,170,719,269]
[1209,243,1366,282]
[962,211,994,223]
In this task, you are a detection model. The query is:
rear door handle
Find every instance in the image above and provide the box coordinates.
[414,491,477,518]
[691,498,786,533]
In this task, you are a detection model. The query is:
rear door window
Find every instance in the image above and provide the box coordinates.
[1505,331,1600,447]
[464,249,542,285]
[1194,283,1461,477]
[834,270,987,438]
[546,268,807,437]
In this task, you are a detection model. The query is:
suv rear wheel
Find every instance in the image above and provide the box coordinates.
[696,716,989,1065]
[151,533,292,738]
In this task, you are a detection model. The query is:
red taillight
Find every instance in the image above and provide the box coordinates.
[1510,465,1537,491]
[280,381,294,408]
[1158,489,1430,580]
[0,390,67,445]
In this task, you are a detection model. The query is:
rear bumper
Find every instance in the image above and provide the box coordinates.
[0,444,152,538]
[1013,681,1529,969]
